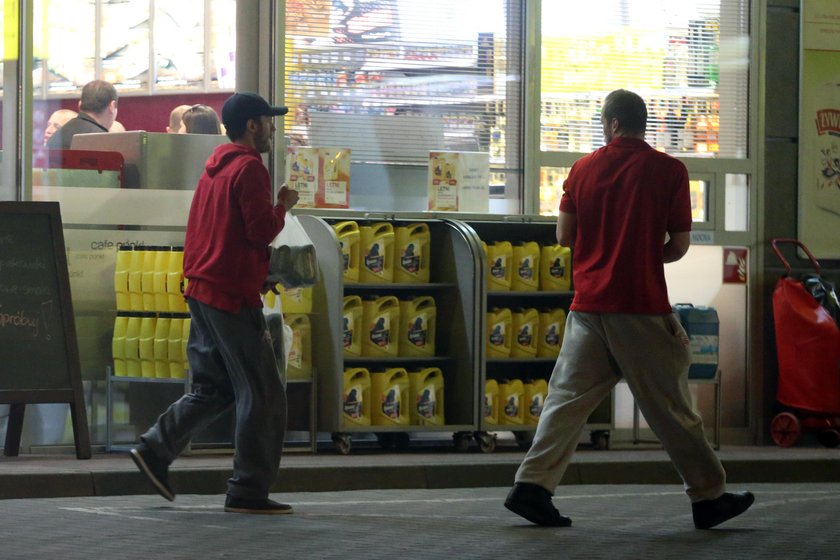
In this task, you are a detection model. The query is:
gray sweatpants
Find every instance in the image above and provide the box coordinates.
[515,311,726,502]
[141,298,287,500]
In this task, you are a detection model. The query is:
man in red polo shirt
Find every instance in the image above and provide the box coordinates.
[504,89,754,530]
[130,92,299,515]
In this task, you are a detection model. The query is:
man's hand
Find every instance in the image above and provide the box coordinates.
[277,183,299,210]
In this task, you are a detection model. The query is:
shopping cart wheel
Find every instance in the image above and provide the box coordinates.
[332,433,352,455]
[817,429,840,448]
[452,432,472,452]
[770,412,801,447]
[474,431,497,453]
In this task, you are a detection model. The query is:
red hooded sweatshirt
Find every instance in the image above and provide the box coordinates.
[183,143,286,313]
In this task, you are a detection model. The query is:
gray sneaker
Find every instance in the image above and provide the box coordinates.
[129,443,175,502]
[692,491,755,529]
[504,482,571,527]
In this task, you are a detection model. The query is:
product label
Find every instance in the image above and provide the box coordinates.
[288,330,302,368]
[516,323,533,347]
[529,394,545,417]
[490,256,507,280]
[689,334,719,364]
[364,242,385,274]
[406,314,427,347]
[518,257,534,281]
[416,383,436,419]
[483,393,494,419]
[489,321,506,347]
[504,393,520,418]
[549,257,566,279]
[343,312,353,348]
[343,384,363,419]
[325,180,347,205]
[381,384,402,419]
[400,243,421,274]
[369,316,390,347]
[543,321,560,346]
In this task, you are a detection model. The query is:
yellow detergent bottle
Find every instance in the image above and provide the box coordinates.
[153,312,172,378]
[342,295,363,357]
[487,307,512,358]
[499,379,525,425]
[360,222,395,283]
[362,295,401,357]
[511,308,539,358]
[333,221,360,283]
[484,379,500,424]
[124,311,142,377]
[512,242,540,291]
[285,314,312,381]
[537,308,566,358]
[139,312,157,378]
[394,223,431,283]
[141,246,159,311]
[409,368,445,426]
[166,247,187,313]
[167,314,185,378]
[111,311,129,376]
[399,296,436,357]
[114,245,132,311]
[540,244,572,291]
[371,368,410,426]
[524,379,548,424]
[180,315,191,376]
[343,368,371,427]
[153,246,171,311]
[128,246,145,311]
[280,286,313,314]
[487,241,513,291]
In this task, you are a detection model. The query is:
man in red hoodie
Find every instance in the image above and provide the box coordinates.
[130,92,300,515]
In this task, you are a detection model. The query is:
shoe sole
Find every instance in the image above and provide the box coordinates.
[504,499,570,527]
[224,506,294,515]
[130,448,175,502]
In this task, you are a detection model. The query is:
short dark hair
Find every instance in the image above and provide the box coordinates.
[79,80,118,114]
[602,89,647,134]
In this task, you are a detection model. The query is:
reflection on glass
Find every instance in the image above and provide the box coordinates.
[35,0,96,94]
[725,173,749,231]
[540,0,747,159]
[101,0,150,91]
[209,0,236,89]
[155,0,206,90]
[539,167,571,216]
[689,179,708,222]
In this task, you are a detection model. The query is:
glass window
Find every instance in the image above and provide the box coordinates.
[725,173,748,231]
[154,1,206,90]
[540,0,749,159]
[284,0,523,212]
[34,0,96,95]
[101,0,151,92]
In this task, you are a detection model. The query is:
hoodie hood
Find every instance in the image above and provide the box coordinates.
[205,142,260,178]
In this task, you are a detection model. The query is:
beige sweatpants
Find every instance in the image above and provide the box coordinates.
[514,311,726,502]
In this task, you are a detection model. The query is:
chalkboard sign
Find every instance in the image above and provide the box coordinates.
[0,202,91,459]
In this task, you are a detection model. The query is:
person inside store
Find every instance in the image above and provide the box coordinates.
[166,104,191,133]
[180,104,223,134]
[110,120,127,132]
[504,89,754,530]
[46,80,118,149]
[129,92,299,515]
[42,109,78,146]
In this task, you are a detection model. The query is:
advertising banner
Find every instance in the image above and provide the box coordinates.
[799,0,840,258]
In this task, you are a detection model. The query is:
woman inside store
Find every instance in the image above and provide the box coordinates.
[181,104,223,135]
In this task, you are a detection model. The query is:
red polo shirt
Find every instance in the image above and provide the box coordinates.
[559,137,692,314]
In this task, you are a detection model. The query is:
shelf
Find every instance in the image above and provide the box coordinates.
[344,282,456,292]
[344,356,452,366]
[333,424,474,433]
[109,375,188,384]
[487,290,573,298]
[486,358,557,365]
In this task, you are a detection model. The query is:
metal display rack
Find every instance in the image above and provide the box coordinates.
[298,214,482,454]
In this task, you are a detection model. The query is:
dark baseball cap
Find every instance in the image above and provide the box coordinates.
[221,92,288,130]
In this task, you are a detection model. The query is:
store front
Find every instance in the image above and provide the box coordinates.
[0,0,763,451]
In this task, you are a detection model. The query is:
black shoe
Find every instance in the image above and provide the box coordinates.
[224,496,294,515]
[692,491,755,529]
[129,443,175,502]
[504,482,572,527]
